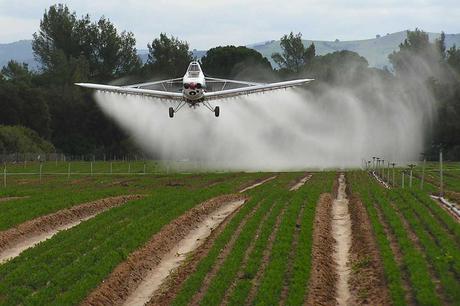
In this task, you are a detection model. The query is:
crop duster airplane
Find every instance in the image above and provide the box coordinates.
[76,61,313,118]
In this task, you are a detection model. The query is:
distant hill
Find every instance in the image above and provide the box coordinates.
[250,31,460,68]
[1,31,460,71]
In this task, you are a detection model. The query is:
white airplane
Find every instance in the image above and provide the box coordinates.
[76,61,313,118]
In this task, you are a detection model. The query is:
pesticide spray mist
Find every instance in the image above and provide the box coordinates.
[94,76,435,171]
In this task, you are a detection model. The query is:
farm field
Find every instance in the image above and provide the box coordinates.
[0,164,459,305]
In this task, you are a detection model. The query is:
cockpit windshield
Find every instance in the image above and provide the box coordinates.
[188,63,200,72]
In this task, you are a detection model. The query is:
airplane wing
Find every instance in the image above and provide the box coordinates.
[75,82,184,101]
[203,79,313,101]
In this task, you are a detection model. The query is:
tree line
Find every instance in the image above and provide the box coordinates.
[0,4,459,160]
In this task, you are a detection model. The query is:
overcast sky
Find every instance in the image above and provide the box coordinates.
[0,0,459,49]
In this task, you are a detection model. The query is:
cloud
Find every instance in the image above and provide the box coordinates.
[0,0,459,49]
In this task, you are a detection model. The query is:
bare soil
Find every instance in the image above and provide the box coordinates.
[346,185,391,305]
[239,176,277,193]
[305,193,337,306]
[0,195,142,263]
[82,193,246,306]
[331,174,352,305]
[289,173,312,191]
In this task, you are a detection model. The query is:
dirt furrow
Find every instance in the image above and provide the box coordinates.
[389,201,448,304]
[305,193,336,306]
[0,195,143,263]
[347,188,391,305]
[332,174,352,305]
[373,200,416,305]
[289,173,312,191]
[220,202,276,306]
[239,176,277,193]
[244,204,286,305]
[82,194,245,306]
[187,200,262,306]
[279,202,305,305]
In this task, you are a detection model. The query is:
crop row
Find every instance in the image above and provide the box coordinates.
[0,173,260,305]
[172,172,334,305]
[349,171,460,305]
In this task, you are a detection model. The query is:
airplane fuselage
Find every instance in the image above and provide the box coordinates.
[182,62,206,103]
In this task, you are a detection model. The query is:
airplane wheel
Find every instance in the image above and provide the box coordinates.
[169,107,174,118]
[214,106,220,117]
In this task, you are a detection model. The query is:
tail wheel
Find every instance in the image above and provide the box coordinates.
[214,106,220,117]
[169,107,174,118]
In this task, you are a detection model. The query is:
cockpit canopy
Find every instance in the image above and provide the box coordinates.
[187,62,201,77]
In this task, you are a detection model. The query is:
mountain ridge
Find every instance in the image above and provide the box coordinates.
[1,31,460,71]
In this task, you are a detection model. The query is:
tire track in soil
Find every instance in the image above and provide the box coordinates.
[278,202,305,305]
[346,186,391,305]
[186,200,264,306]
[305,193,336,306]
[244,204,287,305]
[389,201,449,305]
[0,195,143,264]
[82,194,245,306]
[372,199,416,305]
[220,201,277,306]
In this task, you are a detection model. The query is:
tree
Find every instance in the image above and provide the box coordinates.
[201,46,273,81]
[33,4,141,83]
[145,33,193,77]
[1,61,34,84]
[271,32,315,74]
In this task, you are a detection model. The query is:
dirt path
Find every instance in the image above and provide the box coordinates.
[239,176,277,193]
[0,195,142,264]
[305,193,336,305]
[331,174,352,305]
[82,194,245,306]
[289,174,312,191]
[123,199,245,306]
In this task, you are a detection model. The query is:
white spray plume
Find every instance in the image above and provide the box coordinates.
[94,76,435,171]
